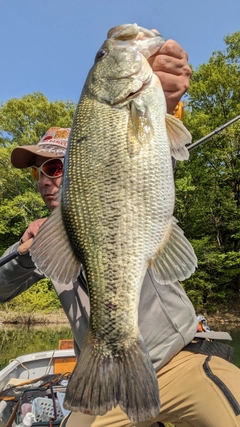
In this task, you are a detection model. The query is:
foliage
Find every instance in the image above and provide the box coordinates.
[0,93,76,251]
[175,30,240,312]
[1,279,62,322]
[0,93,76,313]
[0,325,73,369]
[0,32,240,315]
[0,92,76,146]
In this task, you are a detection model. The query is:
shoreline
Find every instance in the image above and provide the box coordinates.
[0,309,69,325]
[0,309,240,329]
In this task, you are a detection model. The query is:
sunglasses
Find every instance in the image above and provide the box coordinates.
[30,158,64,182]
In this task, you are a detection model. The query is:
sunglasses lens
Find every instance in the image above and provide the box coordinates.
[30,167,39,182]
[42,159,63,177]
[30,159,63,182]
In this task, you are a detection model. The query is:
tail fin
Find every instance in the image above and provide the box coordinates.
[64,335,160,422]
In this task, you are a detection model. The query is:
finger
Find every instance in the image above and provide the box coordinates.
[21,229,34,243]
[149,55,191,77]
[159,39,188,60]
[155,71,191,93]
[21,219,47,242]
[157,72,191,113]
[37,218,48,227]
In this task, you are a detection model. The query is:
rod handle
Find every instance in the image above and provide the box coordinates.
[18,238,33,255]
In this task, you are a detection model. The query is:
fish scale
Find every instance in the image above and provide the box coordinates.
[30,23,197,423]
[62,84,173,413]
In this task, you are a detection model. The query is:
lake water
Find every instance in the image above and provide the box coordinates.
[0,323,239,369]
[0,324,73,370]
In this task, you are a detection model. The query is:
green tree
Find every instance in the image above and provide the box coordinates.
[0,93,76,251]
[0,93,76,315]
[1,32,240,316]
[1,279,62,323]
[0,92,76,146]
[175,31,240,312]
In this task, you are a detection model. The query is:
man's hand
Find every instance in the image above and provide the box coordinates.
[148,39,192,114]
[21,218,47,243]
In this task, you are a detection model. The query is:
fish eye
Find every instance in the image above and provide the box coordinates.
[95,49,108,61]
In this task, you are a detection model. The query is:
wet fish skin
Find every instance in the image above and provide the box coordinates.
[30,23,197,422]
[62,39,162,421]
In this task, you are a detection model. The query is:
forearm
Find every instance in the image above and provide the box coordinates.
[0,242,43,302]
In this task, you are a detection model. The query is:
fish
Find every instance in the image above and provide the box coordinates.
[30,23,197,422]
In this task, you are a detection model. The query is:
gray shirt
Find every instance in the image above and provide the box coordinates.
[0,242,197,370]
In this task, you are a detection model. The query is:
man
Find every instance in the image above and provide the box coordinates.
[1,40,240,427]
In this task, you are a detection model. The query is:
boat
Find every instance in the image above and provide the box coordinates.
[0,340,175,427]
[0,340,76,426]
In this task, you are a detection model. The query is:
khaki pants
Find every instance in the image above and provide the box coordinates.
[61,350,240,427]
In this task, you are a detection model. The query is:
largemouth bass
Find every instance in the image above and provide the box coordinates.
[30,23,197,422]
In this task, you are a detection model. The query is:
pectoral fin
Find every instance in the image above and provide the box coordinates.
[166,114,192,160]
[151,217,197,284]
[30,191,81,284]
[127,99,153,155]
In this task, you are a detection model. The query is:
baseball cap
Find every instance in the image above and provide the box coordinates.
[11,127,71,168]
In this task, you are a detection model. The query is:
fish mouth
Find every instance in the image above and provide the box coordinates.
[109,76,152,106]
[125,80,151,101]
[107,24,165,59]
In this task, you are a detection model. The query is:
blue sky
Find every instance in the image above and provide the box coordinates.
[1,0,239,105]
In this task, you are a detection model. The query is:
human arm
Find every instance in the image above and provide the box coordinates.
[148,39,192,114]
[0,219,46,302]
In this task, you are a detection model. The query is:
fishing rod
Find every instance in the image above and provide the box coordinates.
[188,115,240,151]
[0,238,33,267]
[0,116,240,267]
